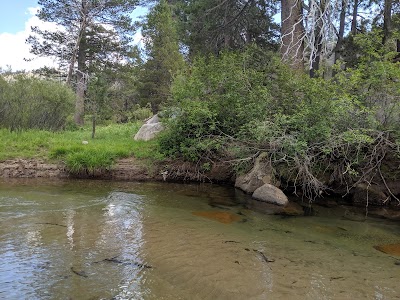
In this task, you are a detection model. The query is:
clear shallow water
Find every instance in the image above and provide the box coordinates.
[0,179,399,300]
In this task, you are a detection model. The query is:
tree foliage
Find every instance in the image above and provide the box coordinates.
[175,0,279,57]
[27,0,139,125]
[137,0,185,113]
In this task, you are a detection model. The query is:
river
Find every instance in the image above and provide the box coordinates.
[0,179,399,299]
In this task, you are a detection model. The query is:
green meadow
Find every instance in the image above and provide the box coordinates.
[0,123,163,173]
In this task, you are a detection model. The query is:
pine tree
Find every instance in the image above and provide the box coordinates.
[27,0,138,125]
[137,0,185,113]
[175,0,279,57]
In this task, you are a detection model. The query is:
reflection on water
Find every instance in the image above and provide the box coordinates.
[0,179,399,299]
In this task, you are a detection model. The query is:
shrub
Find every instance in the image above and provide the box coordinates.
[0,75,75,131]
[159,46,400,200]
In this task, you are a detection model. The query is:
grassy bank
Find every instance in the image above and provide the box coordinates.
[0,123,163,173]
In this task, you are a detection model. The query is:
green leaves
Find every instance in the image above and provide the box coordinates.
[137,0,185,113]
[158,44,400,199]
[0,75,75,131]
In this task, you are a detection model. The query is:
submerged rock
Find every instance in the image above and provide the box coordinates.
[192,211,241,224]
[373,244,400,257]
[278,202,304,216]
[252,184,288,206]
[368,208,400,221]
[70,266,88,278]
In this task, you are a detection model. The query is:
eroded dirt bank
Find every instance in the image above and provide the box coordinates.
[0,158,233,182]
[1,158,399,221]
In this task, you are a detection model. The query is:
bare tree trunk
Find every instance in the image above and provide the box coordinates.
[281,0,305,70]
[382,0,392,45]
[351,0,358,35]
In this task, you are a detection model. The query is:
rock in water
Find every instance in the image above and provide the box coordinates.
[373,244,400,256]
[134,115,164,141]
[192,211,241,224]
[252,184,288,206]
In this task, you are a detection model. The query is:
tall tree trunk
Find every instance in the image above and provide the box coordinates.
[73,0,88,126]
[334,0,347,63]
[310,0,326,78]
[382,0,392,44]
[223,1,231,49]
[309,34,323,77]
[74,44,86,126]
[66,1,88,85]
[394,39,400,62]
[351,0,358,35]
[281,0,305,70]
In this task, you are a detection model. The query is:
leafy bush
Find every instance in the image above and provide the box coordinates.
[335,60,400,131]
[159,46,400,199]
[159,48,274,161]
[0,75,75,131]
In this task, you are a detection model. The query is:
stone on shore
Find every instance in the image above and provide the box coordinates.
[134,115,164,141]
[235,152,279,194]
[352,183,388,206]
[252,183,288,206]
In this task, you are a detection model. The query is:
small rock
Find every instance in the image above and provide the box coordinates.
[82,140,89,145]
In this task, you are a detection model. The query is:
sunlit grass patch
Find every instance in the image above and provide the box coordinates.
[0,123,164,170]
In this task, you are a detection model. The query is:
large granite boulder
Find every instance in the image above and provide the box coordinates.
[145,114,160,124]
[252,183,288,206]
[134,115,164,141]
[352,183,388,206]
[235,152,279,194]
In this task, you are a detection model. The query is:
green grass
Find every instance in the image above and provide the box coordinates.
[0,123,164,173]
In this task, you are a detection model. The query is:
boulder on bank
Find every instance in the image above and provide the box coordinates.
[235,152,279,194]
[134,115,164,141]
[252,183,288,206]
[352,183,388,206]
